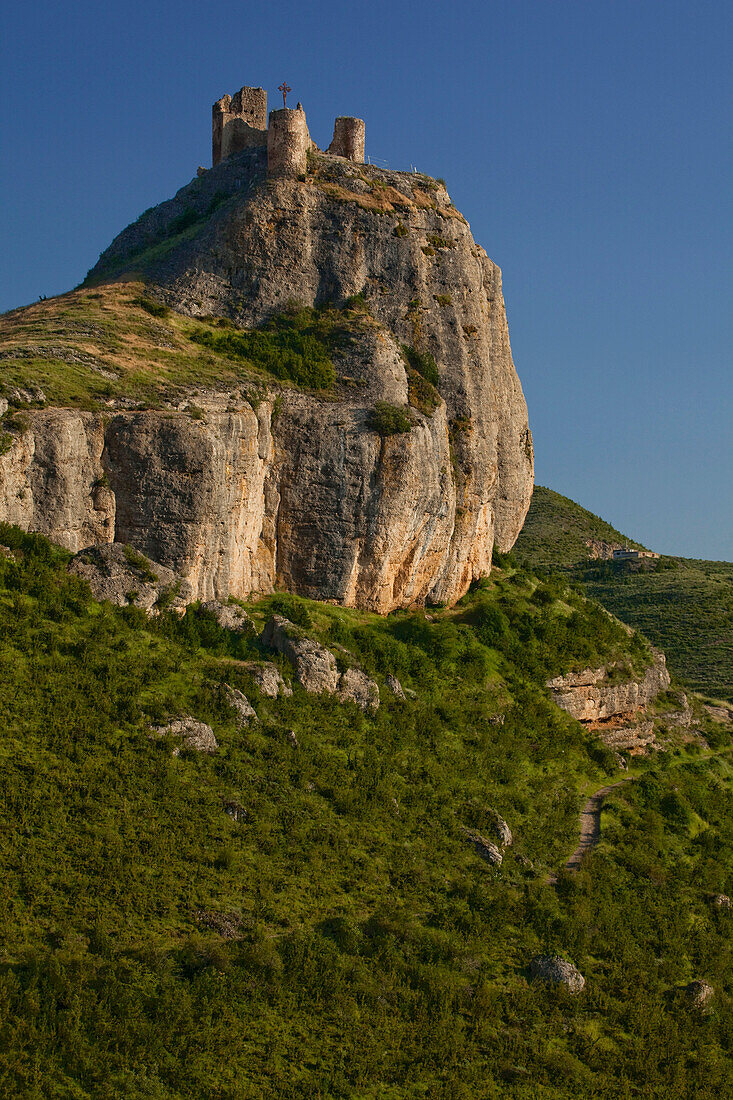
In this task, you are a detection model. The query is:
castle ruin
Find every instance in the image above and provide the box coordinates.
[212,85,365,176]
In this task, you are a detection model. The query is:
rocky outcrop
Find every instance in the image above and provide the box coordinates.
[0,149,533,613]
[547,650,671,723]
[152,718,218,755]
[225,686,257,727]
[261,615,380,710]
[337,668,380,712]
[262,615,340,694]
[529,956,585,995]
[461,827,503,867]
[202,601,253,633]
[547,650,676,752]
[243,662,292,698]
[69,543,192,613]
[385,674,406,699]
[492,814,513,848]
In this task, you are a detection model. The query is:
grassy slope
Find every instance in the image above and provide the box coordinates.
[514,486,646,568]
[0,283,374,411]
[515,487,733,702]
[0,526,731,1098]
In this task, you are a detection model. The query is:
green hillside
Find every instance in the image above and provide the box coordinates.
[515,487,733,702]
[1,524,731,1097]
[514,486,646,568]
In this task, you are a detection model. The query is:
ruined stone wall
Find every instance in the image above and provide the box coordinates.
[212,86,268,166]
[267,107,310,177]
[327,117,365,163]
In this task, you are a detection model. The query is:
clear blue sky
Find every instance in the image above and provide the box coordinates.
[2,0,731,559]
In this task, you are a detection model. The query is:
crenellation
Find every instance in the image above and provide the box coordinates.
[211,82,366,174]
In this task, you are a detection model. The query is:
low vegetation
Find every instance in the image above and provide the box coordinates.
[368,401,413,436]
[0,285,375,407]
[0,523,729,1095]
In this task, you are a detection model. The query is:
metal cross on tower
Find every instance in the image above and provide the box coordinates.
[278,81,292,107]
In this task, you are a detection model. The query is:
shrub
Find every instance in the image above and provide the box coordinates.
[190,311,336,391]
[368,402,413,436]
[269,593,313,629]
[134,296,169,318]
[393,223,409,238]
[401,345,439,387]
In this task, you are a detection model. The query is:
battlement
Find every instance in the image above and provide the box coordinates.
[212,83,366,176]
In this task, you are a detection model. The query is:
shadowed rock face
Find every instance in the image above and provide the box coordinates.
[1,153,534,612]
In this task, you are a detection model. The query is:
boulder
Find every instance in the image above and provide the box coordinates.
[462,827,503,867]
[529,955,585,995]
[338,667,380,712]
[69,543,191,613]
[386,673,406,699]
[243,661,292,698]
[685,979,714,1010]
[225,685,257,727]
[153,717,218,755]
[261,615,339,694]
[493,815,513,848]
[201,600,253,633]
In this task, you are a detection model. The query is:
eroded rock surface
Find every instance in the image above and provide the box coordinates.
[153,718,218,755]
[69,543,192,613]
[202,601,253,633]
[547,650,671,723]
[337,668,380,712]
[461,827,503,867]
[243,661,292,698]
[385,673,406,699]
[547,649,678,752]
[225,685,257,727]
[262,615,339,694]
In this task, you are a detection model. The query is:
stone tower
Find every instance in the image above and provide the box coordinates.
[212,86,268,166]
[267,106,310,178]
[327,117,365,163]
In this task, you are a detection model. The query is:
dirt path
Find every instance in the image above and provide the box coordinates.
[565,780,631,871]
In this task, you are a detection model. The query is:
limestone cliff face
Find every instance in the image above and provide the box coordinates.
[0,395,458,611]
[0,150,533,611]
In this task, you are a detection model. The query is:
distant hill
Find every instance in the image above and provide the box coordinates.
[514,486,646,568]
[515,487,733,701]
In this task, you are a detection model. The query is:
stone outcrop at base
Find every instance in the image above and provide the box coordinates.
[69,543,191,614]
[261,615,380,710]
